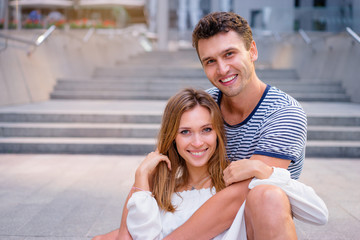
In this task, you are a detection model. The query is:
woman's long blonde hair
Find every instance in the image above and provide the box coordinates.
[151,88,228,212]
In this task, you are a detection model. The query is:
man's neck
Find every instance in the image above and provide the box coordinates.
[220,77,267,125]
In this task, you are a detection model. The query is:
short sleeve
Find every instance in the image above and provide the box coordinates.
[127,191,163,240]
[254,106,307,163]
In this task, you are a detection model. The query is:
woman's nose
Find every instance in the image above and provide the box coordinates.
[191,134,204,148]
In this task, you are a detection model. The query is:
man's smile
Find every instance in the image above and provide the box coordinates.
[220,74,237,85]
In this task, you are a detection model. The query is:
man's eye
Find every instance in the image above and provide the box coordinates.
[206,59,214,65]
[225,52,233,57]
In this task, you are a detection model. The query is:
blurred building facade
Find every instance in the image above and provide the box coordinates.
[1,0,359,32]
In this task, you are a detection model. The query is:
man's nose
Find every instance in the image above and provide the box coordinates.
[217,60,229,76]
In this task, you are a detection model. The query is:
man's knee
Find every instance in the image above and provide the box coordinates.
[245,184,291,218]
[245,185,296,240]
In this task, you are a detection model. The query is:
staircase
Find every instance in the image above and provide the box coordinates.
[50,66,350,102]
[0,50,359,157]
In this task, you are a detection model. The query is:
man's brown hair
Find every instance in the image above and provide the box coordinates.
[192,12,253,53]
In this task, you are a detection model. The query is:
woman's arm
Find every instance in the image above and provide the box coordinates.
[126,151,171,240]
[127,191,163,240]
[163,179,251,240]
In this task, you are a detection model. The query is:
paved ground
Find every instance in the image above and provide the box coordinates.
[0,154,359,240]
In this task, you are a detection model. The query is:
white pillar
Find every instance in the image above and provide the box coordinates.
[353,0,360,32]
[3,0,9,30]
[211,0,220,12]
[157,0,168,50]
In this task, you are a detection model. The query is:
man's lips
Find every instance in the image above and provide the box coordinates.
[220,74,237,84]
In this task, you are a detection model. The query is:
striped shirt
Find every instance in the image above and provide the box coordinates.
[207,85,307,179]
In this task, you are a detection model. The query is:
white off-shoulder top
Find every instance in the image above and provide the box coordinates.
[127,168,328,240]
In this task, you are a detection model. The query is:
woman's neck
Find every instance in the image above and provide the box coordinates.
[185,169,211,191]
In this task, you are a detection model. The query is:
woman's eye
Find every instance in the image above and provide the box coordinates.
[203,127,212,133]
[180,130,190,135]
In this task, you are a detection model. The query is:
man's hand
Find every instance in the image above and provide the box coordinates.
[223,155,291,186]
[223,159,273,186]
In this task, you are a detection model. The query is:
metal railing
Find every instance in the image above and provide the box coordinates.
[298,29,312,45]
[0,25,56,55]
[346,27,360,44]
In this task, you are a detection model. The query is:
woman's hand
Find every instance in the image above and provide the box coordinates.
[134,150,171,191]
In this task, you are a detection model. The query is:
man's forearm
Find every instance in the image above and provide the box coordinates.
[164,179,251,240]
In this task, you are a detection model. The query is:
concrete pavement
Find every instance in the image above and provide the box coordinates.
[0,154,359,239]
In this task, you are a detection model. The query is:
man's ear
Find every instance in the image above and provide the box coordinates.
[249,41,258,62]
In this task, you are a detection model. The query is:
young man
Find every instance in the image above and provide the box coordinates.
[94,12,306,240]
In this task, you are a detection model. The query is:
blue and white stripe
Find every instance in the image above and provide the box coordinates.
[207,85,307,180]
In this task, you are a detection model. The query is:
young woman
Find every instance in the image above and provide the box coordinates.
[124,88,328,240]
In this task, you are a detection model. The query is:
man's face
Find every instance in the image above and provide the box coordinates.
[198,30,258,98]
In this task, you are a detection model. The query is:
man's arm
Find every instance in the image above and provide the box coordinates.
[164,155,290,240]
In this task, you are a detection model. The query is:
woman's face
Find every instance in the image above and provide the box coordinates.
[175,105,217,171]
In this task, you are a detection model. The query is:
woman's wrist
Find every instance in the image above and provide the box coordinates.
[134,168,151,191]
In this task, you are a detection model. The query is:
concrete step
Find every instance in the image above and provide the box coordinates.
[0,112,162,123]
[2,123,358,141]
[54,78,212,90]
[93,67,207,78]
[290,92,350,102]
[307,126,360,141]
[307,116,360,126]
[93,67,299,79]
[0,123,160,138]
[1,112,358,126]
[54,79,344,94]
[50,89,350,102]
[0,137,156,154]
[51,90,176,100]
[306,141,360,158]
[0,137,358,157]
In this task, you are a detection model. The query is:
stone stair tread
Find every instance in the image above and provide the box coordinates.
[308,126,360,131]
[0,137,156,144]
[51,92,350,102]
[1,138,358,146]
[0,122,160,129]
[1,123,358,131]
[306,140,360,146]
[0,100,166,114]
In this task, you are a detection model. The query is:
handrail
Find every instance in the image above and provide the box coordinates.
[298,29,311,44]
[0,25,56,54]
[346,27,360,44]
[35,25,56,46]
[83,28,95,42]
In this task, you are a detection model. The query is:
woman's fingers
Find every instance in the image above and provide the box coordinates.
[156,150,172,170]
